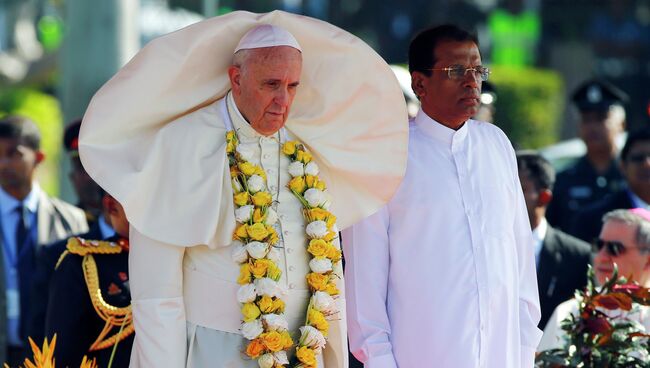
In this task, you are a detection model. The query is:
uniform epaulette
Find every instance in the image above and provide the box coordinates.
[66,237,123,256]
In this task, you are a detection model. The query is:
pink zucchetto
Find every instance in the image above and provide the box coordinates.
[234,24,302,53]
[630,208,650,222]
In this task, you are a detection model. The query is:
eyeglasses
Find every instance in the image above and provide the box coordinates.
[627,153,650,164]
[425,65,491,81]
[592,239,627,256]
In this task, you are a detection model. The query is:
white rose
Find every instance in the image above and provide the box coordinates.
[262,313,289,331]
[288,161,305,177]
[309,257,333,274]
[304,188,325,207]
[255,277,281,298]
[241,320,263,340]
[236,144,255,162]
[304,161,319,176]
[299,325,326,350]
[236,283,257,303]
[247,175,265,193]
[265,208,278,225]
[267,247,281,263]
[306,221,328,238]
[235,205,254,223]
[258,353,274,368]
[246,241,268,259]
[312,291,336,314]
[232,178,243,193]
[231,241,248,263]
[322,191,333,210]
[332,260,343,277]
[273,351,289,365]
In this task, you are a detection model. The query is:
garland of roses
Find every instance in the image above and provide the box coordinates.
[226,131,341,368]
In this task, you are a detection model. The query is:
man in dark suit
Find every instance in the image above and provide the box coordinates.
[571,125,650,242]
[546,79,628,232]
[27,121,114,345]
[516,151,592,329]
[0,116,88,365]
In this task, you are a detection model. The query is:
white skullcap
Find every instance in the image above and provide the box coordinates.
[234,24,302,53]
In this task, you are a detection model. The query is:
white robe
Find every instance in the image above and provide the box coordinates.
[342,109,542,368]
[128,95,347,367]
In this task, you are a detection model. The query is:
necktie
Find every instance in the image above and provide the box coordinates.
[15,204,28,254]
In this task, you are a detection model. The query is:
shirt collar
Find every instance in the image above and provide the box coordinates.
[414,108,469,147]
[98,215,115,239]
[227,91,280,142]
[0,183,40,216]
[532,217,548,243]
[628,190,650,210]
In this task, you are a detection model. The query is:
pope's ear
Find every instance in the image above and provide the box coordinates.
[228,65,242,93]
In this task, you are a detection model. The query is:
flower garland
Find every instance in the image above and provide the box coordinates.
[226,131,342,368]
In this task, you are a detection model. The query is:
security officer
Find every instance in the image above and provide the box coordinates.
[546,79,628,233]
[44,194,132,368]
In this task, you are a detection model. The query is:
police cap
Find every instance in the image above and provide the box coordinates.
[571,79,628,112]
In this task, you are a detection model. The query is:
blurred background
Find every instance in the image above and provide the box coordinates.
[1,0,649,203]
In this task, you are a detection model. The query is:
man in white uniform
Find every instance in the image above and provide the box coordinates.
[79,11,408,368]
[343,24,542,368]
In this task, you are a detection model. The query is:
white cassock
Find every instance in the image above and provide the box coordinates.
[343,109,543,368]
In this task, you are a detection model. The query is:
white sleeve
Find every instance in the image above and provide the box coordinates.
[342,206,397,368]
[129,226,187,367]
[509,152,544,367]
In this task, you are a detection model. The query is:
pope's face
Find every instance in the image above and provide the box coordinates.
[229,46,302,136]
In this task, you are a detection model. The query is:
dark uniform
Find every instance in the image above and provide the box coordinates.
[546,80,628,232]
[45,236,133,368]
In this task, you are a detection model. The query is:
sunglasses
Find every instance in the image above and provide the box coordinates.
[592,239,627,256]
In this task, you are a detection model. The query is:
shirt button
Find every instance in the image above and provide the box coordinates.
[283,230,290,236]
[289,283,295,289]
[263,154,270,159]
[279,214,285,220]
[289,266,295,271]
[286,248,293,254]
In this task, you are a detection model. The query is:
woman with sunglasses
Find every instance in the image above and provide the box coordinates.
[538,208,650,351]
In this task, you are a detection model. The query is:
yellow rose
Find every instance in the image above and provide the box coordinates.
[230,166,239,178]
[272,298,285,313]
[250,259,269,278]
[245,339,265,359]
[307,239,329,257]
[326,214,337,229]
[234,192,250,206]
[282,141,297,156]
[305,175,316,188]
[266,262,282,280]
[237,264,251,284]
[296,346,317,366]
[258,295,275,313]
[241,302,261,322]
[252,192,273,207]
[247,223,269,241]
[308,208,329,221]
[234,224,248,240]
[253,208,266,223]
[325,282,340,296]
[306,272,329,291]
[238,162,257,176]
[267,228,279,245]
[226,131,236,142]
[323,231,337,242]
[280,331,293,349]
[326,245,342,262]
[254,166,267,180]
[288,177,306,194]
[226,141,235,154]
[260,331,284,352]
[315,180,326,191]
[308,309,329,333]
[296,150,313,163]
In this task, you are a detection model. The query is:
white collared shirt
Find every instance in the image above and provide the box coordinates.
[629,190,650,210]
[343,110,542,368]
[533,218,548,267]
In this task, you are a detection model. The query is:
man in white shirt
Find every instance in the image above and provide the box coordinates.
[343,24,542,368]
[539,208,650,351]
[78,11,408,368]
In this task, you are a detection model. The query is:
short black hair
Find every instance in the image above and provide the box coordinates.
[516,150,556,191]
[0,115,41,150]
[408,24,478,76]
[621,125,650,163]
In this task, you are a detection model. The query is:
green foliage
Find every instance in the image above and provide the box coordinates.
[0,88,63,196]
[490,66,564,149]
